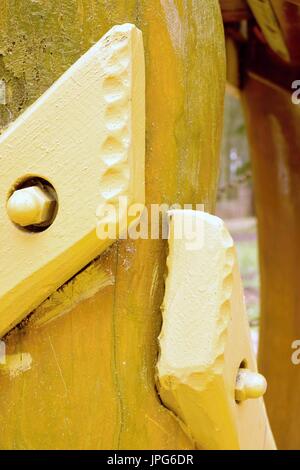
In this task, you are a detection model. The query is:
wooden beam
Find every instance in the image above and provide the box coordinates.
[245,29,300,92]
[271,0,300,64]
[220,0,251,22]
[248,0,290,61]
[242,72,300,450]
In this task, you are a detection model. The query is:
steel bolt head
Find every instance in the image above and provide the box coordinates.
[235,368,267,402]
[7,186,56,227]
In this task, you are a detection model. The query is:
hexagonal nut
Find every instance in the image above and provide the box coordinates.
[235,369,267,402]
[7,186,56,227]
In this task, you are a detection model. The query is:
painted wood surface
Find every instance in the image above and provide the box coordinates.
[242,75,300,450]
[157,210,275,450]
[0,1,226,449]
[0,23,145,338]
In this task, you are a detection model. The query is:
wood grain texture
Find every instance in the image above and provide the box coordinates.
[0,0,226,449]
[242,75,300,450]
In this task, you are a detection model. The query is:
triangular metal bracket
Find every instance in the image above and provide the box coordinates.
[0,24,145,337]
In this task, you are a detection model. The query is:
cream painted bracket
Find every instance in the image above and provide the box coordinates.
[0,24,145,337]
[157,210,276,450]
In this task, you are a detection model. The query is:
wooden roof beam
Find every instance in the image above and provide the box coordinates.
[220,0,252,22]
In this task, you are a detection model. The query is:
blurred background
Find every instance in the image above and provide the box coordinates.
[217,92,259,352]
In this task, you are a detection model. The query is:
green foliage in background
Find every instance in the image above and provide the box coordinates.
[219,93,251,200]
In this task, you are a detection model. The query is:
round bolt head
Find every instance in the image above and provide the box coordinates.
[235,368,267,402]
[7,186,56,227]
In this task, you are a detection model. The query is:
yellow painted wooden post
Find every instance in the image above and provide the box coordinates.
[0,1,225,449]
